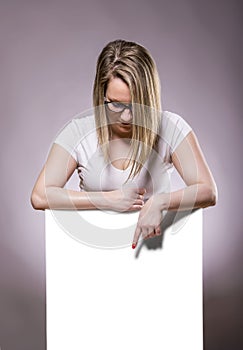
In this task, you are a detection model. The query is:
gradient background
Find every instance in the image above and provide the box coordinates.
[0,0,242,349]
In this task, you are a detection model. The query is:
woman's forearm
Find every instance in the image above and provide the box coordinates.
[31,186,145,212]
[31,187,112,211]
[156,183,217,212]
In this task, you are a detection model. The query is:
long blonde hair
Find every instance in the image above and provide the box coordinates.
[93,39,162,181]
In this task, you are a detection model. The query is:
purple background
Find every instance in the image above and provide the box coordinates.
[0,0,242,349]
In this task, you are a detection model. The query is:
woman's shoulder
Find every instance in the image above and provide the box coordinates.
[162,110,189,125]
[161,110,192,131]
[160,110,192,152]
[53,113,96,154]
[67,113,96,134]
[56,113,95,138]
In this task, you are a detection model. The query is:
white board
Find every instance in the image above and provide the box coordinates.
[45,209,203,350]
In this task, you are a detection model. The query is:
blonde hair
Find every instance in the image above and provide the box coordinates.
[93,39,162,181]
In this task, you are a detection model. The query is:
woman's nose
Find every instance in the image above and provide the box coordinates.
[120,108,132,122]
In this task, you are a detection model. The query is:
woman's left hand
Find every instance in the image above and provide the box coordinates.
[132,195,164,248]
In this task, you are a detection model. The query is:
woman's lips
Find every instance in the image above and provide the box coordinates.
[119,122,132,127]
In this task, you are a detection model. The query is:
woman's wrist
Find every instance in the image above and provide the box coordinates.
[102,190,117,210]
[149,193,170,211]
[90,191,114,210]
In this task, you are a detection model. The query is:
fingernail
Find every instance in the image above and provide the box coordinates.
[132,243,136,249]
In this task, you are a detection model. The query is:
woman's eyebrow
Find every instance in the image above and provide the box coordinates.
[106,97,120,102]
[107,97,131,104]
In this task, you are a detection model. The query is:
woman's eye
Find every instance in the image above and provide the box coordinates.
[112,102,124,108]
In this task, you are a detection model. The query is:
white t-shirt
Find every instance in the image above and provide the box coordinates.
[54,111,192,199]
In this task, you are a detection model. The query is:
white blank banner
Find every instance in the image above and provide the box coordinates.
[45,209,203,350]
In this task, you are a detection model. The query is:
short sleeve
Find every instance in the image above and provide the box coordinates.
[162,111,192,154]
[54,119,82,162]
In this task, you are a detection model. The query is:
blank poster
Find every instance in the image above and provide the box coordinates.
[45,209,203,350]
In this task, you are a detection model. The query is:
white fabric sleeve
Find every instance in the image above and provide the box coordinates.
[53,119,81,163]
[162,111,192,154]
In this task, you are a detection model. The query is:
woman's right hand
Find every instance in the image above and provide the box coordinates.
[103,187,146,212]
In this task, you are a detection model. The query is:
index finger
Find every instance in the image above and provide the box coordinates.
[132,225,141,249]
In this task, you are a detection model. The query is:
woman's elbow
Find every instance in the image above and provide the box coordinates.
[30,190,47,210]
[209,189,217,207]
[204,183,218,207]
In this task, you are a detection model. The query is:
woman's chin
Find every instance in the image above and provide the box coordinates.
[111,124,132,138]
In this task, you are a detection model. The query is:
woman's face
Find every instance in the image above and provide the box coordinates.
[105,76,133,139]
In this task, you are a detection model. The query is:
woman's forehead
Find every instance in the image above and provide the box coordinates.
[106,77,131,102]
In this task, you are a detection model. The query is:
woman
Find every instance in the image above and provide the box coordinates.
[31,39,217,249]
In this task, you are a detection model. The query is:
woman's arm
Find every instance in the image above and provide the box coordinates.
[31,144,145,211]
[132,131,218,247]
[156,130,217,211]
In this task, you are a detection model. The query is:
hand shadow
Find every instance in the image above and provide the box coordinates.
[134,208,199,259]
